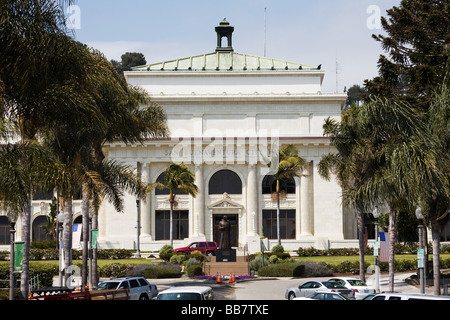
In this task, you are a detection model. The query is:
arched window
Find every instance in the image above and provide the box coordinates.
[0,216,11,245]
[154,172,187,195]
[262,175,296,194]
[32,215,52,242]
[208,170,242,194]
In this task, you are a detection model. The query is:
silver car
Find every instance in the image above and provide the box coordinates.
[328,277,376,299]
[285,281,354,300]
[96,277,158,300]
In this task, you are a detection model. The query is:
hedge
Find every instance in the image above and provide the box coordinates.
[258,263,305,277]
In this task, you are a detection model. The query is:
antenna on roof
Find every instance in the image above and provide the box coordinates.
[264,7,267,57]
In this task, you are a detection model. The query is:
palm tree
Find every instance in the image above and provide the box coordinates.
[418,53,450,294]
[0,141,55,298]
[345,95,444,292]
[153,163,198,246]
[269,144,306,246]
[319,106,380,282]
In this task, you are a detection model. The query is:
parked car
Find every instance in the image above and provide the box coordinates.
[174,241,218,256]
[328,277,376,299]
[95,277,158,300]
[285,281,354,300]
[293,291,350,301]
[156,286,214,300]
[369,293,450,301]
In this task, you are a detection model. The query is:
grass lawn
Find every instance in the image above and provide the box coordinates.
[22,254,425,268]
[293,254,419,266]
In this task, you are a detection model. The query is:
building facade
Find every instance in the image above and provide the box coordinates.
[96,20,355,253]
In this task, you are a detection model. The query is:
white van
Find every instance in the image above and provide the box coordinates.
[370,293,450,300]
[156,286,214,300]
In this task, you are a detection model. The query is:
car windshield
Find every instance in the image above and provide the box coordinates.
[157,293,202,300]
[322,282,340,288]
[97,282,120,290]
[347,280,367,286]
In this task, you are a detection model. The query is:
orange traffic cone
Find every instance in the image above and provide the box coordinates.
[228,273,233,283]
[216,272,222,283]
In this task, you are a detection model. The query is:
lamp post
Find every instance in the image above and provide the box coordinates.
[136,199,141,258]
[57,211,65,287]
[372,207,380,293]
[9,219,16,300]
[415,206,425,294]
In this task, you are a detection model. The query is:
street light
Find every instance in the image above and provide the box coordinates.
[415,206,425,294]
[9,216,16,300]
[136,199,141,258]
[372,207,380,293]
[57,211,65,287]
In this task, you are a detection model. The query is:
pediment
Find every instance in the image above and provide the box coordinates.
[207,193,243,210]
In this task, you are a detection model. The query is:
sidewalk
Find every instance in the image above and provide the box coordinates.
[376,272,435,294]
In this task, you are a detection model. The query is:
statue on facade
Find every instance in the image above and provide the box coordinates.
[218,215,231,249]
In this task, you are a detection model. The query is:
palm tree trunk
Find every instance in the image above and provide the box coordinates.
[170,203,174,247]
[19,196,32,300]
[388,208,397,292]
[169,191,174,247]
[357,210,365,282]
[276,180,281,246]
[431,220,441,295]
[81,184,89,291]
[63,196,73,286]
[91,208,99,288]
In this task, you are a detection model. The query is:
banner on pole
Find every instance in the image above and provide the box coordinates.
[379,232,390,262]
[72,223,82,249]
[91,229,98,249]
[14,241,24,273]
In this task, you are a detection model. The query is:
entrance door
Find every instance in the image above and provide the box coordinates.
[213,214,238,248]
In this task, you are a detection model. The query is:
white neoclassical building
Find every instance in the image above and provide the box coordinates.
[95,20,358,253]
[0,20,375,253]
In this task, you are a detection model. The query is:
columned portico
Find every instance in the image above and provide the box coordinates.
[96,20,351,253]
[300,160,314,238]
[193,164,205,238]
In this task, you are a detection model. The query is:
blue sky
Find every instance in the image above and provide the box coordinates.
[71,0,400,93]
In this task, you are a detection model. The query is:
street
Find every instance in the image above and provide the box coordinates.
[53,271,436,300]
[148,272,432,300]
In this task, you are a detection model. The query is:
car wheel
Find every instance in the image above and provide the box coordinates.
[206,251,214,256]
[139,294,149,300]
[288,292,296,300]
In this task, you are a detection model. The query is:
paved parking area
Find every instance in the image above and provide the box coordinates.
[54,272,436,300]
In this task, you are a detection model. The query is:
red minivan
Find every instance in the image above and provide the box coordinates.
[174,241,218,256]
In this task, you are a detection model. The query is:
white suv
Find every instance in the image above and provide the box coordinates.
[96,277,158,300]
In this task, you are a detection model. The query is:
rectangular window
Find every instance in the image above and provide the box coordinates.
[262,210,296,240]
[155,210,189,241]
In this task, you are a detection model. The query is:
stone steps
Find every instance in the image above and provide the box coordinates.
[204,256,250,276]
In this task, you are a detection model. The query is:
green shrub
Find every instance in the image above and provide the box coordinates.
[257,263,305,277]
[249,254,267,273]
[143,264,182,279]
[189,250,205,261]
[30,240,57,249]
[271,245,284,253]
[96,249,133,259]
[186,265,203,277]
[184,257,202,269]
[159,245,174,261]
[99,263,134,278]
[170,253,188,265]
[0,251,8,261]
[300,261,334,277]
[268,255,279,264]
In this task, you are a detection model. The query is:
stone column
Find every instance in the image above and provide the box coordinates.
[247,164,258,236]
[193,164,205,237]
[140,162,151,238]
[300,161,314,236]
